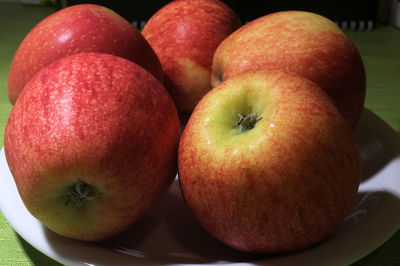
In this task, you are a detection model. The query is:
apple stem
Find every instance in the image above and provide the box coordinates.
[235,113,262,133]
[65,179,101,207]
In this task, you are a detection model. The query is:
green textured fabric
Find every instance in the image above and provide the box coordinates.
[347,27,400,133]
[0,2,399,265]
[0,214,60,265]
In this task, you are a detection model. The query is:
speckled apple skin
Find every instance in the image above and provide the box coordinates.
[8,4,163,105]
[4,53,180,241]
[142,0,242,113]
[211,11,366,129]
[178,70,361,253]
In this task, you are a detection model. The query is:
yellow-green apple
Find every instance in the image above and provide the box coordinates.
[178,70,361,253]
[4,52,180,241]
[8,3,163,105]
[211,11,366,128]
[142,0,242,114]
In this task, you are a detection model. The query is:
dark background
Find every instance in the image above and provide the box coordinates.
[60,0,383,30]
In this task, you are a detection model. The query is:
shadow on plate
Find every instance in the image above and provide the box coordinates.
[354,108,400,182]
[100,179,269,264]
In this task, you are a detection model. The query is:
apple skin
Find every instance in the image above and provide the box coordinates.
[8,3,163,105]
[4,52,180,241]
[178,70,361,253]
[211,11,366,129]
[142,0,242,114]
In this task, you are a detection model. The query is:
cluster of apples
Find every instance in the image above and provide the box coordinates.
[4,0,365,254]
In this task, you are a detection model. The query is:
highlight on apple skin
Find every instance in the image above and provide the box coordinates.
[8,3,163,105]
[142,0,242,114]
[4,52,181,241]
[211,10,366,129]
[178,70,361,253]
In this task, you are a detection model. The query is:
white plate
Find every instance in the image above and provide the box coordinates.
[1,108,400,266]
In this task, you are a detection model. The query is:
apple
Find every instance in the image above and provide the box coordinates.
[142,0,242,114]
[211,10,366,128]
[4,52,180,241]
[8,3,163,105]
[178,70,361,253]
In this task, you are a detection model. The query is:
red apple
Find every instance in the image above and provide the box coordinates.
[8,3,163,105]
[211,11,366,128]
[178,70,361,253]
[4,52,180,241]
[142,0,242,114]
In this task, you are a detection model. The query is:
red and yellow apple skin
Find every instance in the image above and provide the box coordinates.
[142,0,242,114]
[4,53,180,241]
[8,4,163,105]
[178,70,361,253]
[211,11,366,128]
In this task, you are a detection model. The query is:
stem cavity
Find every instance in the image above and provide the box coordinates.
[65,179,101,207]
[234,112,262,133]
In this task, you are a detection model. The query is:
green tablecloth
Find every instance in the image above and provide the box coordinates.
[0,2,399,265]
